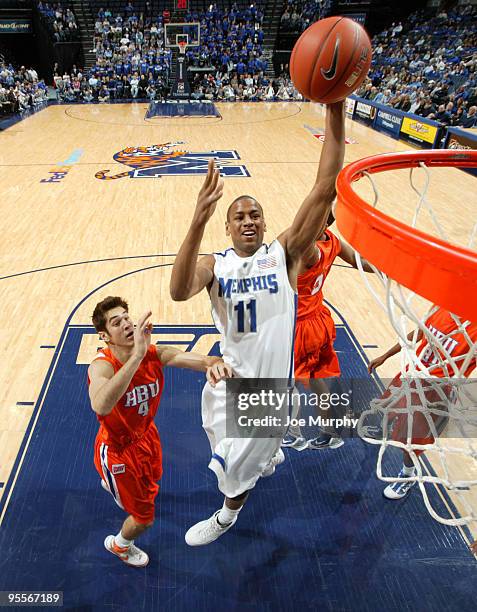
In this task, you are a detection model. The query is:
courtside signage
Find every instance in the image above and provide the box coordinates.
[304,124,356,144]
[374,108,402,138]
[345,97,356,117]
[444,127,477,177]
[400,116,439,147]
[354,101,376,126]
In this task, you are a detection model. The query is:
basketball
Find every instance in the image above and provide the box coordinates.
[290,16,372,103]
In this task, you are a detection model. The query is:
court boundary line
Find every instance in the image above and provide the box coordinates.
[0,253,179,281]
[63,101,303,127]
[0,254,353,281]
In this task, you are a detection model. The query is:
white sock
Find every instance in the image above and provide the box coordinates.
[115,531,133,548]
[402,464,415,477]
[217,502,242,526]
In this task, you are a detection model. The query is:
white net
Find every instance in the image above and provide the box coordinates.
[349,160,477,527]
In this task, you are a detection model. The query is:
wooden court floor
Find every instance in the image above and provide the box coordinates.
[0,101,475,542]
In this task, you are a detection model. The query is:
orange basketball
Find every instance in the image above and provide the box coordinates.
[290,16,372,104]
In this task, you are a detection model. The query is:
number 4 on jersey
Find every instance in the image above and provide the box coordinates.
[234,298,257,333]
[138,401,149,416]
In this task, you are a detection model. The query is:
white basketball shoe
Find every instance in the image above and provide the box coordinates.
[104,535,149,567]
[185,510,237,546]
[383,469,417,500]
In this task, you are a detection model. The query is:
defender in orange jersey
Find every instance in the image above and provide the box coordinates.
[284,213,374,451]
[88,296,230,567]
[368,306,477,501]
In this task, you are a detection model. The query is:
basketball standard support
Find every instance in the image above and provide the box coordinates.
[170,45,190,99]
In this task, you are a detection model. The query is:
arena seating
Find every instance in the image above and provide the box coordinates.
[356,4,477,127]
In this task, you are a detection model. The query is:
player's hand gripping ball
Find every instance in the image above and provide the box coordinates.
[290,16,372,103]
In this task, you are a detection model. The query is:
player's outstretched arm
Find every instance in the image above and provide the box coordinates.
[88,311,152,415]
[170,159,224,301]
[156,346,233,387]
[338,241,374,272]
[367,329,424,373]
[279,101,345,261]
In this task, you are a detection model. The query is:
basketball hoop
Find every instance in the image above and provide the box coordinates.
[178,41,187,55]
[336,149,477,527]
[336,150,477,322]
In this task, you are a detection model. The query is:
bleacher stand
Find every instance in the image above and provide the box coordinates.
[37,2,80,42]
[0,58,48,115]
[357,4,477,128]
[88,3,171,100]
[280,0,331,33]
[182,2,265,72]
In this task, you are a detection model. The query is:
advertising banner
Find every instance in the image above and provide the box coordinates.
[354,99,376,126]
[444,127,477,176]
[374,107,403,139]
[0,19,31,34]
[345,97,356,118]
[400,116,440,147]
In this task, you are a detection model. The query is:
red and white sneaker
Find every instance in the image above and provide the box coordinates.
[104,535,149,567]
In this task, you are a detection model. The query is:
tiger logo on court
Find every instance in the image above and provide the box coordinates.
[95,142,249,179]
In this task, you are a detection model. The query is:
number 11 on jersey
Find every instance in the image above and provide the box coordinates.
[234,299,257,333]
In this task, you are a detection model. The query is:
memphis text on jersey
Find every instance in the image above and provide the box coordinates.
[218,273,278,298]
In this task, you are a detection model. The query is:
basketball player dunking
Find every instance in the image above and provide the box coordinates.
[87,296,231,566]
[170,101,346,546]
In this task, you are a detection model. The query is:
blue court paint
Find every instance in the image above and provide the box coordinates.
[40,345,56,349]
[0,321,474,610]
[146,101,221,118]
[15,401,34,406]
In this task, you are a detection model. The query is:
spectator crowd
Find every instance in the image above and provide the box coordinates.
[0,61,48,115]
[280,0,331,33]
[81,4,173,101]
[37,1,79,42]
[356,4,477,128]
[4,0,477,121]
[183,2,266,72]
[189,69,303,101]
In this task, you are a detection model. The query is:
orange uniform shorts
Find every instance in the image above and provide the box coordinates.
[294,312,340,379]
[94,423,163,524]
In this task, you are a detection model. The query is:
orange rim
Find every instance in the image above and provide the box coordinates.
[335,150,477,321]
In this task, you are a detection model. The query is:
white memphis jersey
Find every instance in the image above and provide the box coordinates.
[209,239,297,379]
